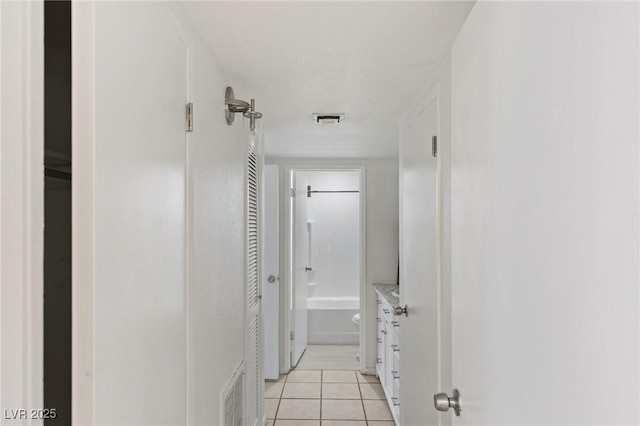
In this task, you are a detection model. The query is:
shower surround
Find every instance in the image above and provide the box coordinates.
[299,170,361,344]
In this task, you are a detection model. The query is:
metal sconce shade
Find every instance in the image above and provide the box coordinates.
[225,86,263,130]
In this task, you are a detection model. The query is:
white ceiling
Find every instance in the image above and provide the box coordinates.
[182,1,475,158]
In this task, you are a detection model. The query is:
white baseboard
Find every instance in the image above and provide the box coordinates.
[360,367,377,376]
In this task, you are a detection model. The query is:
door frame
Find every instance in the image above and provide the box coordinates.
[283,164,367,373]
[72,3,96,422]
[0,0,44,413]
[399,84,445,423]
[261,164,280,380]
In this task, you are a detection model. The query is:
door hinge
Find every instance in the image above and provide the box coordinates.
[289,331,294,341]
[289,188,295,198]
[432,135,438,157]
[186,102,193,133]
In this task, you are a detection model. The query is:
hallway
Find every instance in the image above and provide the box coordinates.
[2,1,638,425]
[264,369,393,425]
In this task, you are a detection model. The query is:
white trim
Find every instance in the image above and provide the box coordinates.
[358,167,367,374]
[361,367,377,376]
[283,164,367,373]
[404,83,445,393]
[398,84,444,421]
[71,2,96,423]
[401,83,439,130]
[433,88,444,394]
[0,0,44,419]
[282,167,292,372]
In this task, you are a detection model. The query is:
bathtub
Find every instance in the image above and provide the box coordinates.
[307,296,359,344]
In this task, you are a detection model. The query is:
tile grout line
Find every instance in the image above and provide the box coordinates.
[273,373,287,423]
[357,369,370,425]
[278,373,289,423]
[320,370,323,425]
[273,395,281,424]
[275,373,290,424]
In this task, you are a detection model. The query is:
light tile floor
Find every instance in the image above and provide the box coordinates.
[265,370,395,425]
[295,345,360,371]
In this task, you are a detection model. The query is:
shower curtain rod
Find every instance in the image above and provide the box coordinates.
[306,185,360,197]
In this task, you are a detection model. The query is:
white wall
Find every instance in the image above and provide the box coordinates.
[300,170,360,299]
[73,2,249,423]
[266,158,399,373]
[183,6,248,424]
[450,2,639,424]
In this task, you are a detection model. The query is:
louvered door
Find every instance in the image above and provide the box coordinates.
[245,131,262,426]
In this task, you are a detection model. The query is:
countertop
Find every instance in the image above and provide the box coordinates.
[373,283,400,309]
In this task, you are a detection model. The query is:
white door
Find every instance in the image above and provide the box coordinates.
[246,131,262,426]
[74,3,188,424]
[399,98,441,425]
[291,172,309,366]
[449,2,639,425]
[262,165,279,379]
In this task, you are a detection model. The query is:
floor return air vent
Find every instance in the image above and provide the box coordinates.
[220,362,244,426]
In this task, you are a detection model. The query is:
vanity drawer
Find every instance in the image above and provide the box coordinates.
[393,326,400,351]
[391,378,401,415]
[380,302,393,323]
[392,351,400,378]
[390,341,400,362]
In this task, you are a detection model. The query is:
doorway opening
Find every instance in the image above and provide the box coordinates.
[44,1,72,424]
[287,167,365,371]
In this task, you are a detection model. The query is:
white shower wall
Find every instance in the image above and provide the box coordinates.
[300,171,360,299]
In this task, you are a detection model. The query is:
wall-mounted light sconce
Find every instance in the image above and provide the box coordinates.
[225,86,263,131]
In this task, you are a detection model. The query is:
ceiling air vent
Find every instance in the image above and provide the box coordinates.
[313,113,344,124]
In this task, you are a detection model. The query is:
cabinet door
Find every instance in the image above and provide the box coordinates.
[392,325,401,400]
[384,320,394,397]
[392,374,401,417]
[376,298,385,384]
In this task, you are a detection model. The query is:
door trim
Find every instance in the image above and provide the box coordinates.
[283,164,367,373]
[262,164,280,380]
[71,3,96,421]
[399,84,444,421]
[0,0,44,413]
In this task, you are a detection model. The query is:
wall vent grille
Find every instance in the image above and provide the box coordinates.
[221,362,244,426]
[312,113,345,124]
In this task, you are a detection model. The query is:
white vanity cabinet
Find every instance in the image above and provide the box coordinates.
[375,286,400,424]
